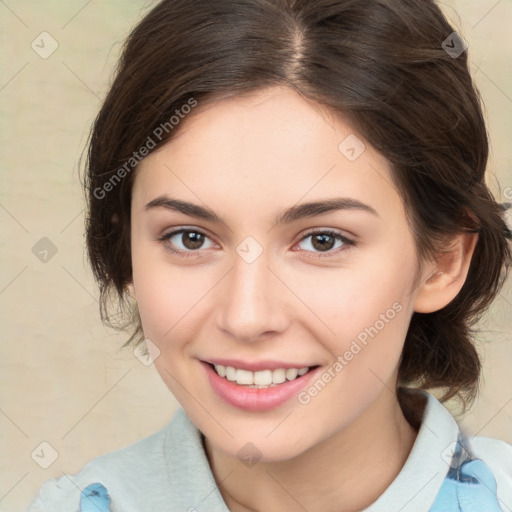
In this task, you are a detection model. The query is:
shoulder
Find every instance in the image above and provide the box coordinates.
[375,389,512,512]
[470,435,512,470]
[26,409,189,512]
[469,435,512,507]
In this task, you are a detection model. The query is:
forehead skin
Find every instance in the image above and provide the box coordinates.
[133,85,411,253]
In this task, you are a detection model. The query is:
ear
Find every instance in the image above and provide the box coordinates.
[413,231,478,313]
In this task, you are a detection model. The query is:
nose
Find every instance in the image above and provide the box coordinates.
[215,250,289,343]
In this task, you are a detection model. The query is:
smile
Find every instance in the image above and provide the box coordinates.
[201,361,321,411]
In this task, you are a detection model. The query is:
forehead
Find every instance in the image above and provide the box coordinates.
[132,86,403,223]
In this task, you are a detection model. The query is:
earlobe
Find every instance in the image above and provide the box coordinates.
[413,231,478,314]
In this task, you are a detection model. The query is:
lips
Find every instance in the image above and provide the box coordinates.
[201,360,322,411]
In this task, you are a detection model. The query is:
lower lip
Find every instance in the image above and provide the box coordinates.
[201,361,321,412]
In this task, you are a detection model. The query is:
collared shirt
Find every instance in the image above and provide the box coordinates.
[27,390,512,511]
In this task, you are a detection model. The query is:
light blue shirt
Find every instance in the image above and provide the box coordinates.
[27,390,512,511]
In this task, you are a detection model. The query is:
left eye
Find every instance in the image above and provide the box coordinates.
[158,229,355,258]
[296,230,355,258]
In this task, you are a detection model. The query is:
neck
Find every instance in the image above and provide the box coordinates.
[203,387,423,512]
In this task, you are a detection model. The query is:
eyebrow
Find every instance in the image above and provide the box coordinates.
[145,195,379,228]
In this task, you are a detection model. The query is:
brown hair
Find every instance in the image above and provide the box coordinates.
[83,0,511,412]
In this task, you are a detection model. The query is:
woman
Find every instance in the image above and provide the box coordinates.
[28,0,512,510]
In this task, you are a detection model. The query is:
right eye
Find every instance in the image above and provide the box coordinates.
[158,228,216,257]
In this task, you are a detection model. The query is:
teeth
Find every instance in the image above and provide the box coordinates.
[285,368,298,380]
[236,369,253,385]
[254,369,272,386]
[272,368,286,384]
[213,364,311,386]
[225,366,237,381]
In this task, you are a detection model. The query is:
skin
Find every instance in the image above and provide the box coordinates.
[127,85,477,511]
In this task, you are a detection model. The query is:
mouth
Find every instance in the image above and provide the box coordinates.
[201,360,322,411]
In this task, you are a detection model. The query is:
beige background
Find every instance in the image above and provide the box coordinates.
[0,1,511,511]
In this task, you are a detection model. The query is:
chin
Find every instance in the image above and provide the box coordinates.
[208,427,316,464]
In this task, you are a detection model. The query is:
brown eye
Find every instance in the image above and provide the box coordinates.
[296,230,355,258]
[159,229,214,257]
[178,231,206,250]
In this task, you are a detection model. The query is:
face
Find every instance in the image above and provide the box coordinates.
[129,85,425,462]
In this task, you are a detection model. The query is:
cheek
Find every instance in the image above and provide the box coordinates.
[293,241,418,387]
[299,246,416,337]
[131,242,191,343]
[134,275,196,344]
[131,244,220,353]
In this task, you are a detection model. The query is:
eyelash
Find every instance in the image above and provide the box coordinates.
[158,228,356,259]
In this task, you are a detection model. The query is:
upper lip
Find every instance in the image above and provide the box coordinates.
[202,358,318,372]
